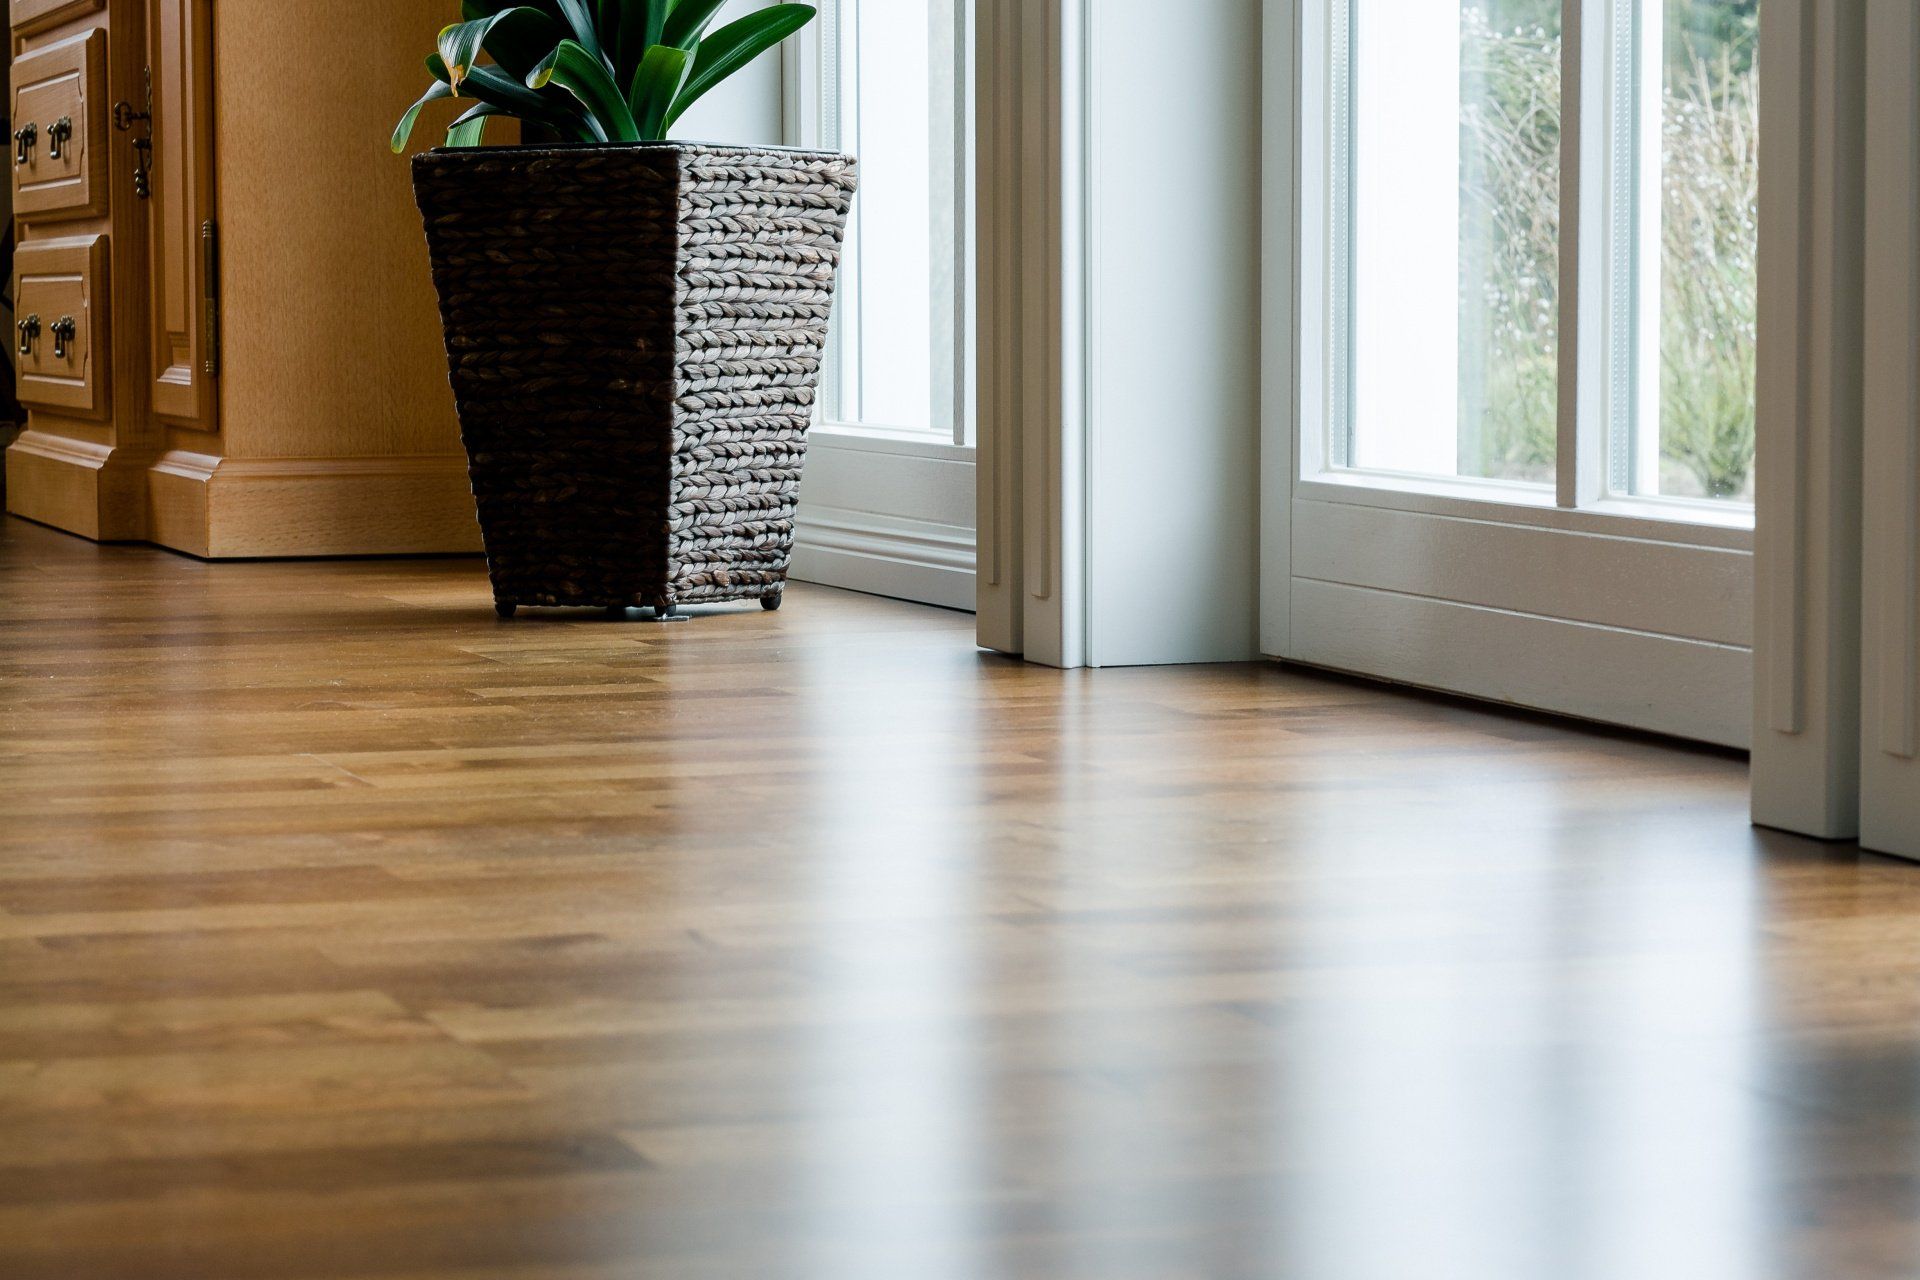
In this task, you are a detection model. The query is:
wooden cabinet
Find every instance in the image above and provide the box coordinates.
[13,234,107,417]
[5,0,482,555]
[10,29,107,221]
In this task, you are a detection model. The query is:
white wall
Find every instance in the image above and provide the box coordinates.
[671,2,786,144]
[1083,0,1264,665]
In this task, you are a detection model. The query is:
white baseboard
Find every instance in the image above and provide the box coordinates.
[1286,578,1753,748]
[791,503,976,612]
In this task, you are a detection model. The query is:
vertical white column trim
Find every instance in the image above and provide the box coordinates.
[1758,0,1813,736]
[1864,0,1920,763]
[1751,0,1866,839]
[1861,0,1920,862]
[973,0,1089,667]
[1260,0,1298,656]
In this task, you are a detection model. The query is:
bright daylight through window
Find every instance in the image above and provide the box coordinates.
[811,0,968,442]
[1338,0,1758,507]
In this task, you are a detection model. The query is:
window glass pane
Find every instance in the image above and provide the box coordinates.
[1343,1,1561,484]
[1638,0,1759,502]
[823,0,965,437]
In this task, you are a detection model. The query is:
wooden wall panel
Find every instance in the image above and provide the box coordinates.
[146,0,214,433]
[209,0,472,463]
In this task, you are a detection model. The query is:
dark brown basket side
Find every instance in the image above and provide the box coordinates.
[410,143,856,613]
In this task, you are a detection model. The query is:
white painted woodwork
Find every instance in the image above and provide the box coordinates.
[1266,0,1755,743]
[1750,0,1866,838]
[1860,0,1920,861]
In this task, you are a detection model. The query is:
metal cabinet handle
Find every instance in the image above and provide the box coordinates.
[16,314,40,357]
[13,122,36,166]
[50,316,75,360]
[46,116,71,161]
[113,69,153,199]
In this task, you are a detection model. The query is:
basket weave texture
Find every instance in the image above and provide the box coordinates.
[411,142,857,612]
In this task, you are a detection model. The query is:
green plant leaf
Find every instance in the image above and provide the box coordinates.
[463,0,562,17]
[553,0,610,67]
[660,0,726,50]
[447,114,491,147]
[392,79,456,153]
[529,38,641,140]
[464,61,574,122]
[628,43,691,141]
[437,7,558,88]
[638,0,672,47]
[667,3,814,126]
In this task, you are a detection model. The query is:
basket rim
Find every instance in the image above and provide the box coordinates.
[415,139,855,164]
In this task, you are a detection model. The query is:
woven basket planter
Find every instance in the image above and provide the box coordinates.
[411,142,857,618]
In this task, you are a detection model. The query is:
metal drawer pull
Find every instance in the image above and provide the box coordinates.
[51,316,75,360]
[13,122,35,166]
[16,314,40,357]
[46,117,71,161]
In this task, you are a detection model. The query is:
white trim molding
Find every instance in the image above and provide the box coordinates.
[1860,0,1920,860]
[1751,0,1867,838]
[974,0,1088,666]
[977,0,1263,669]
[790,426,977,611]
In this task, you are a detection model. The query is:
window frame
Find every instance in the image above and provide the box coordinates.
[783,0,978,450]
[1309,0,1757,536]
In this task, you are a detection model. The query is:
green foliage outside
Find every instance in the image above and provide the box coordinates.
[1457,1,1759,499]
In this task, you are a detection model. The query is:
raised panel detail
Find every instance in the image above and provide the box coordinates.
[13,234,110,418]
[147,0,219,432]
[9,0,102,36]
[10,28,108,223]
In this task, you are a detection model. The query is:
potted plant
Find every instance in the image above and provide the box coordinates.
[394,1,856,619]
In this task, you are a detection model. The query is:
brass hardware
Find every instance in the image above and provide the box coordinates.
[202,221,221,378]
[46,116,71,161]
[113,69,154,199]
[50,316,75,361]
[13,122,35,166]
[16,314,39,358]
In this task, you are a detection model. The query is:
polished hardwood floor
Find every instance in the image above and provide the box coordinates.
[1,514,1917,1279]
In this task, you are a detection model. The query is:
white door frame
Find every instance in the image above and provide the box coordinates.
[1750,0,1867,838]
[1860,0,1920,858]
[1264,0,1756,747]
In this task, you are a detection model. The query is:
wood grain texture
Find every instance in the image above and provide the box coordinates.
[5,0,160,544]
[0,515,1916,1280]
[210,0,494,462]
[144,0,216,433]
[146,452,483,559]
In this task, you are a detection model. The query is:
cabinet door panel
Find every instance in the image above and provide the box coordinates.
[10,0,102,36]
[14,234,110,418]
[147,0,218,433]
[10,29,108,222]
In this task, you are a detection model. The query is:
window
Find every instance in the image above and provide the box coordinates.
[789,0,972,444]
[1332,0,1758,513]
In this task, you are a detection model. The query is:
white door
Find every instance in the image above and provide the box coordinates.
[1266,0,1761,745]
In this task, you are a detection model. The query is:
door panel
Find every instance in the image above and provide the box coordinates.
[146,0,218,433]
[9,0,102,36]
[1267,0,1757,744]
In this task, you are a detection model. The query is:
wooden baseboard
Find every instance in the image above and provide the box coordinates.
[5,431,152,542]
[148,452,482,558]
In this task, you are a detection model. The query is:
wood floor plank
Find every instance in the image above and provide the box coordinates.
[0,515,1915,1278]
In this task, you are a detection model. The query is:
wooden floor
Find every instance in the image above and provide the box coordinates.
[2,515,1918,1279]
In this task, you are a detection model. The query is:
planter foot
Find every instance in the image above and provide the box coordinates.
[495,602,517,620]
[761,594,783,612]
